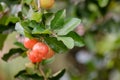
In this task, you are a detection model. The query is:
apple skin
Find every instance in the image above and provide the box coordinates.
[28,50,43,63]
[24,38,38,49]
[32,42,49,58]
[40,0,55,9]
[44,47,54,59]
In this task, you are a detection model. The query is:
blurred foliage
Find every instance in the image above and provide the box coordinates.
[0,0,120,80]
[62,0,120,80]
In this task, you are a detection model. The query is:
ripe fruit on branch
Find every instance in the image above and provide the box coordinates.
[26,41,54,63]
[44,47,54,59]
[40,0,54,9]
[28,50,43,63]
[32,42,49,58]
[24,38,38,49]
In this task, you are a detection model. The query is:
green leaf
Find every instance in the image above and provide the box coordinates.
[44,37,68,53]
[5,16,19,25]
[57,37,74,49]
[15,22,32,38]
[30,12,42,22]
[16,73,44,80]
[56,18,81,35]
[28,20,39,28]
[51,10,66,29]
[66,32,85,47]
[21,21,32,33]
[27,7,42,22]
[0,0,20,5]
[15,65,44,80]
[15,22,25,35]
[22,4,30,16]
[14,42,26,50]
[42,57,54,65]
[0,25,14,33]
[98,0,109,7]
[20,20,34,29]
[0,4,3,11]
[15,70,26,77]
[49,69,66,80]
[2,48,24,61]
[0,34,8,50]
[0,15,9,25]
[22,0,33,5]
[32,24,51,34]
[44,13,54,26]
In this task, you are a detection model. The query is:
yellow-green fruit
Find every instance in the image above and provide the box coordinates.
[40,0,54,9]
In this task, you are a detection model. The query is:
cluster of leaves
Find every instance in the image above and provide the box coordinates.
[15,9,84,53]
[0,0,84,80]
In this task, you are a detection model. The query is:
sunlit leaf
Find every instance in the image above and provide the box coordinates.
[32,24,51,34]
[51,10,66,29]
[57,37,74,49]
[56,18,81,35]
[30,12,42,22]
[15,22,24,35]
[5,16,19,25]
[44,13,54,26]
[15,22,32,38]
[66,32,84,47]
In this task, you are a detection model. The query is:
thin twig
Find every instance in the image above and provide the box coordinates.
[38,64,47,80]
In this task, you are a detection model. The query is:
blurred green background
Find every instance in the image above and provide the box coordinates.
[0,0,120,80]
